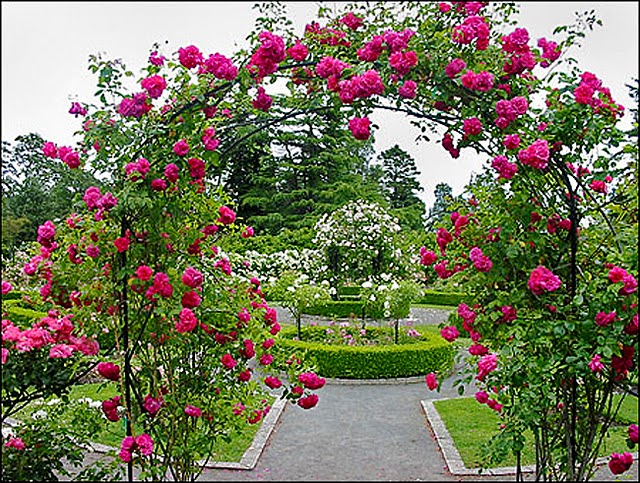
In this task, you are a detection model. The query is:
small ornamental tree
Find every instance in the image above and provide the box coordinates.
[2,2,637,481]
[313,199,404,287]
[269,270,332,340]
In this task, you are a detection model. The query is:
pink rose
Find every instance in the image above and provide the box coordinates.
[176,308,198,333]
[184,404,202,418]
[588,354,604,373]
[608,452,633,475]
[528,265,562,295]
[298,394,319,409]
[181,267,204,288]
[425,372,438,390]
[440,326,459,342]
[348,117,371,140]
[97,361,121,381]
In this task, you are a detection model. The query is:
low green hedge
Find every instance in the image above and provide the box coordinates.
[304,300,365,318]
[2,305,48,325]
[418,290,467,307]
[276,326,454,379]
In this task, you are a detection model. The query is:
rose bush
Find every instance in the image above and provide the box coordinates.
[2,2,637,481]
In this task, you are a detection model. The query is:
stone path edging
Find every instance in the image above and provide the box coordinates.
[422,397,639,477]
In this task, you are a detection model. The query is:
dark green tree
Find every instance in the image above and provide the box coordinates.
[425,181,454,230]
[1,133,100,257]
[378,144,425,230]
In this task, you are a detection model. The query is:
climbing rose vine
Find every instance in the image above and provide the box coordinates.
[2,2,637,481]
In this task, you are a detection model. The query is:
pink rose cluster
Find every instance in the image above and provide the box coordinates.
[419,246,438,266]
[298,371,326,390]
[252,86,273,112]
[469,246,493,272]
[2,312,99,365]
[608,266,638,296]
[491,155,518,180]
[475,390,503,412]
[517,139,550,170]
[119,433,153,463]
[248,31,286,80]
[199,52,238,80]
[441,132,460,159]
[608,452,634,475]
[494,96,528,129]
[501,28,536,75]
[304,21,350,48]
[348,117,371,141]
[537,37,561,67]
[527,265,562,295]
[452,15,490,50]
[118,92,153,118]
[336,70,385,104]
[83,186,118,221]
[339,12,363,30]
[42,141,81,169]
[573,72,624,118]
[124,157,150,181]
[460,69,495,92]
[140,75,166,99]
[589,175,612,194]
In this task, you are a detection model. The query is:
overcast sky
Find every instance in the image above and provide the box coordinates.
[2,2,638,208]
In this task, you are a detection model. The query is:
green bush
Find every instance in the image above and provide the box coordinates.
[336,285,362,299]
[303,300,365,318]
[276,326,454,379]
[418,290,468,307]
[2,305,47,325]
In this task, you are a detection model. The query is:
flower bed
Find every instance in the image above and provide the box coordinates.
[276,325,454,379]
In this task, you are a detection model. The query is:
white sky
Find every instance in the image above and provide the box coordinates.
[2,1,638,208]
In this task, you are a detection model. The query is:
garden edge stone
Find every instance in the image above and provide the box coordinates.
[421,397,639,476]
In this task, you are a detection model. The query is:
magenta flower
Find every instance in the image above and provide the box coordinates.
[628,424,638,444]
[298,394,319,409]
[259,353,274,366]
[265,376,282,389]
[173,139,190,157]
[348,117,371,140]
[113,237,130,253]
[181,267,204,288]
[595,311,617,327]
[440,326,460,342]
[398,80,417,99]
[608,452,633,475]
[178,45,203,69]
[184,404,202,418]
[588,354,604,373]
[475,391,489,404]
[252,86,273,112]
[136,434,154,456]
[4,437,26,450]
[445,58,466,78]
[518,139,550,170]
[477,353,498,381]
[221,353,237,370]
[299,372,326,390]
[97,361,121,381]
[527,265,562,295]
[175,308,198,333]
[2,280,12,295]
[140,75,166,99]
[143,395,163,417]
[287,41,308,61]
[217,205,237,225]
[425,372,438,390]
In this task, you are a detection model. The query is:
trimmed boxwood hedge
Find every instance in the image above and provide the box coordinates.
[418,290,468,307]
[276,326,454,379]
[304,300,365,318]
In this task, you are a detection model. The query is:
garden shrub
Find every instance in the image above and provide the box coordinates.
[303,300,364,319]
[277,326,455,379]
[418,290,468,307]
[2,306,48,325]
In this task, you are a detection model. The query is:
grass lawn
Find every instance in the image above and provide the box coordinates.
[434,394,638,469]
[12,383,273,463]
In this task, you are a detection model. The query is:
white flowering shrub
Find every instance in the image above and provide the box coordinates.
[313,199,406,285]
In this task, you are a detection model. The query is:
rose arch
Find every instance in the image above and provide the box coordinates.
[2,2,637,481]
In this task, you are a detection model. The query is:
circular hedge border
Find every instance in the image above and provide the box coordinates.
[276,326,455,380]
